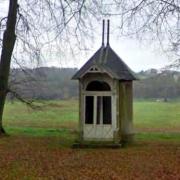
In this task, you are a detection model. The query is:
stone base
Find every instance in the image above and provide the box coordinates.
[72,141,122,148]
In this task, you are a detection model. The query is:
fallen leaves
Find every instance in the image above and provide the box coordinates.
[0,136,179,180]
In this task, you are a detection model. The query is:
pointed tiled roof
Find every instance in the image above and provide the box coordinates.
[72,45,137,80]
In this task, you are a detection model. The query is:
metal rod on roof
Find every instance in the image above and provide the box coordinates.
[107,19,110,46]
[102,19,105,46]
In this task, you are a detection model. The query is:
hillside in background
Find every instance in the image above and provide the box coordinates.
[9,67,78,100]
[8,67,180,100]
[134,69,180,99]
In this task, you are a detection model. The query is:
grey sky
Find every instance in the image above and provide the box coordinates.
[0,1,173,72]
[43,28,172,72]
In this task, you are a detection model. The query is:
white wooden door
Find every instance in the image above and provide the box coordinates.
[83,95,115,140]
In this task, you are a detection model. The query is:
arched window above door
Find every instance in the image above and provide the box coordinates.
[86,81,111,91]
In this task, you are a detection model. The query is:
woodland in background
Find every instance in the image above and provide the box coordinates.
[8,67,180,100]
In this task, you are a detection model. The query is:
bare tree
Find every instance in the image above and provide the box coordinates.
[102,0,180,68]
[0,0,18,134]
[0,0,102,135]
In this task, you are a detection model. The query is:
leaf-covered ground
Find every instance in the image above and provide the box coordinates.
[0,100,179,179]
[0,136,179,180]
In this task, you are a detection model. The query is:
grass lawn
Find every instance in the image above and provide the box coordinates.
[3,100,180,141]
[0,100,180,179]
[134,101,180,132]
[3,100,78,130]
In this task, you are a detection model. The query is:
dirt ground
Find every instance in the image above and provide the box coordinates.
[0,136,179,180]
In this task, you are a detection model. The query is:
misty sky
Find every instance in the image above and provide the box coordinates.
[0,1,173,72]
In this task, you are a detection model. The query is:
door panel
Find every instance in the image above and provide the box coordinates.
[84,95,114,140]
[84,125,113,139]
[85,96,94,124]
[103,96,112,124]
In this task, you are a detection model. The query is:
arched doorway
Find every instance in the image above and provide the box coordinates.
[83,80,114,140]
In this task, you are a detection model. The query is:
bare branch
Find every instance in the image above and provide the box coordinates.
[8,88,42,110]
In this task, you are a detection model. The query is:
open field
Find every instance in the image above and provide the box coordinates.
[3,100,180,140]
[0,100,180,179]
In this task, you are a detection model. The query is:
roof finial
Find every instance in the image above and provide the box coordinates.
[102,19,105,46]
[107,19,110,46]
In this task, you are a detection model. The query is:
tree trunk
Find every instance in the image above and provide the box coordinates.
[0,0,18,135]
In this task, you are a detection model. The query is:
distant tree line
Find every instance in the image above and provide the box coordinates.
[8,67,180,100]
[134,69,180,99]
[9,67,78,100]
